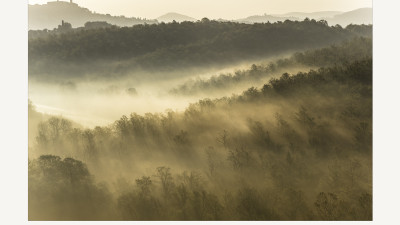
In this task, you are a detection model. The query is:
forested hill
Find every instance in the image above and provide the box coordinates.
[29,19,372,78]
[245,8,372,27]
[327,8,372,27]
[157,13,197,23]
[170,37,372,96]
[29,1,157,30]
[29,58,372,220]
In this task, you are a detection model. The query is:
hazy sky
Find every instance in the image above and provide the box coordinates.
[28,0,372,20]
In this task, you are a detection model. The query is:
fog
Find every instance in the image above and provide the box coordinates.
[29,54,302,127]
[29,79,193,127]
[28,57,372,220]
[27,21,372,220]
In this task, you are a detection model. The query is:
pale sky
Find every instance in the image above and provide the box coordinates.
[28,0,372,20]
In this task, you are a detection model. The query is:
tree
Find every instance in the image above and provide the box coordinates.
[156,167,175,198]
[29,155,114,220]
[136,176,152,196]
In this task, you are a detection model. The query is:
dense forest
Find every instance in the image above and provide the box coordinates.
[28,19,371,79]
[29,46,372,220]
[170,37,372,96]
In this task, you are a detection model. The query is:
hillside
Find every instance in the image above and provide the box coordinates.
[272,11,342,20]
[28,19,372,79]
[236,14,296,24]
[239,8,372,27]
[326,8,372,27]
[28,14,373,218]
[28,3,372,30]
[157,12,197,23]
[170,37,372,96]
[28,1,157,30]
[29,57,372,220]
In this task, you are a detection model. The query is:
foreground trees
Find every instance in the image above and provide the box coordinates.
[29,57,372,220]
[28,155,117,220]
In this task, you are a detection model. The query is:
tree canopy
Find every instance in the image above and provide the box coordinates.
[29,19,372,77]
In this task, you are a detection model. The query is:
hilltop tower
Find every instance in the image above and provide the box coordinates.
[70,0,73,3]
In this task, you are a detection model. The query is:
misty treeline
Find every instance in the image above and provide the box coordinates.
[29,56,372,220]
[170,37,372,95]
[29,19,371,78]
[29,21,117,40]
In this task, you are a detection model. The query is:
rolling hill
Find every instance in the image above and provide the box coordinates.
[157,12,197,23]
[325,8,372,26]
[28,1,157,30]
[236,14,297,24]
[237,8,372,26]
[272,11,342,20]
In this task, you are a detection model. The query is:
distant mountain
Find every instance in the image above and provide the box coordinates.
[29,2,372,30]
[325,8,372,27]
[273,11,342,20]
[235,8,372,26]
[235,14,297,24]
[156,12,197,23]
[29,1,157,30]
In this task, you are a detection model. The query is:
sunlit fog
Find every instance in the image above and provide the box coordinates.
[28,1,372,221]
